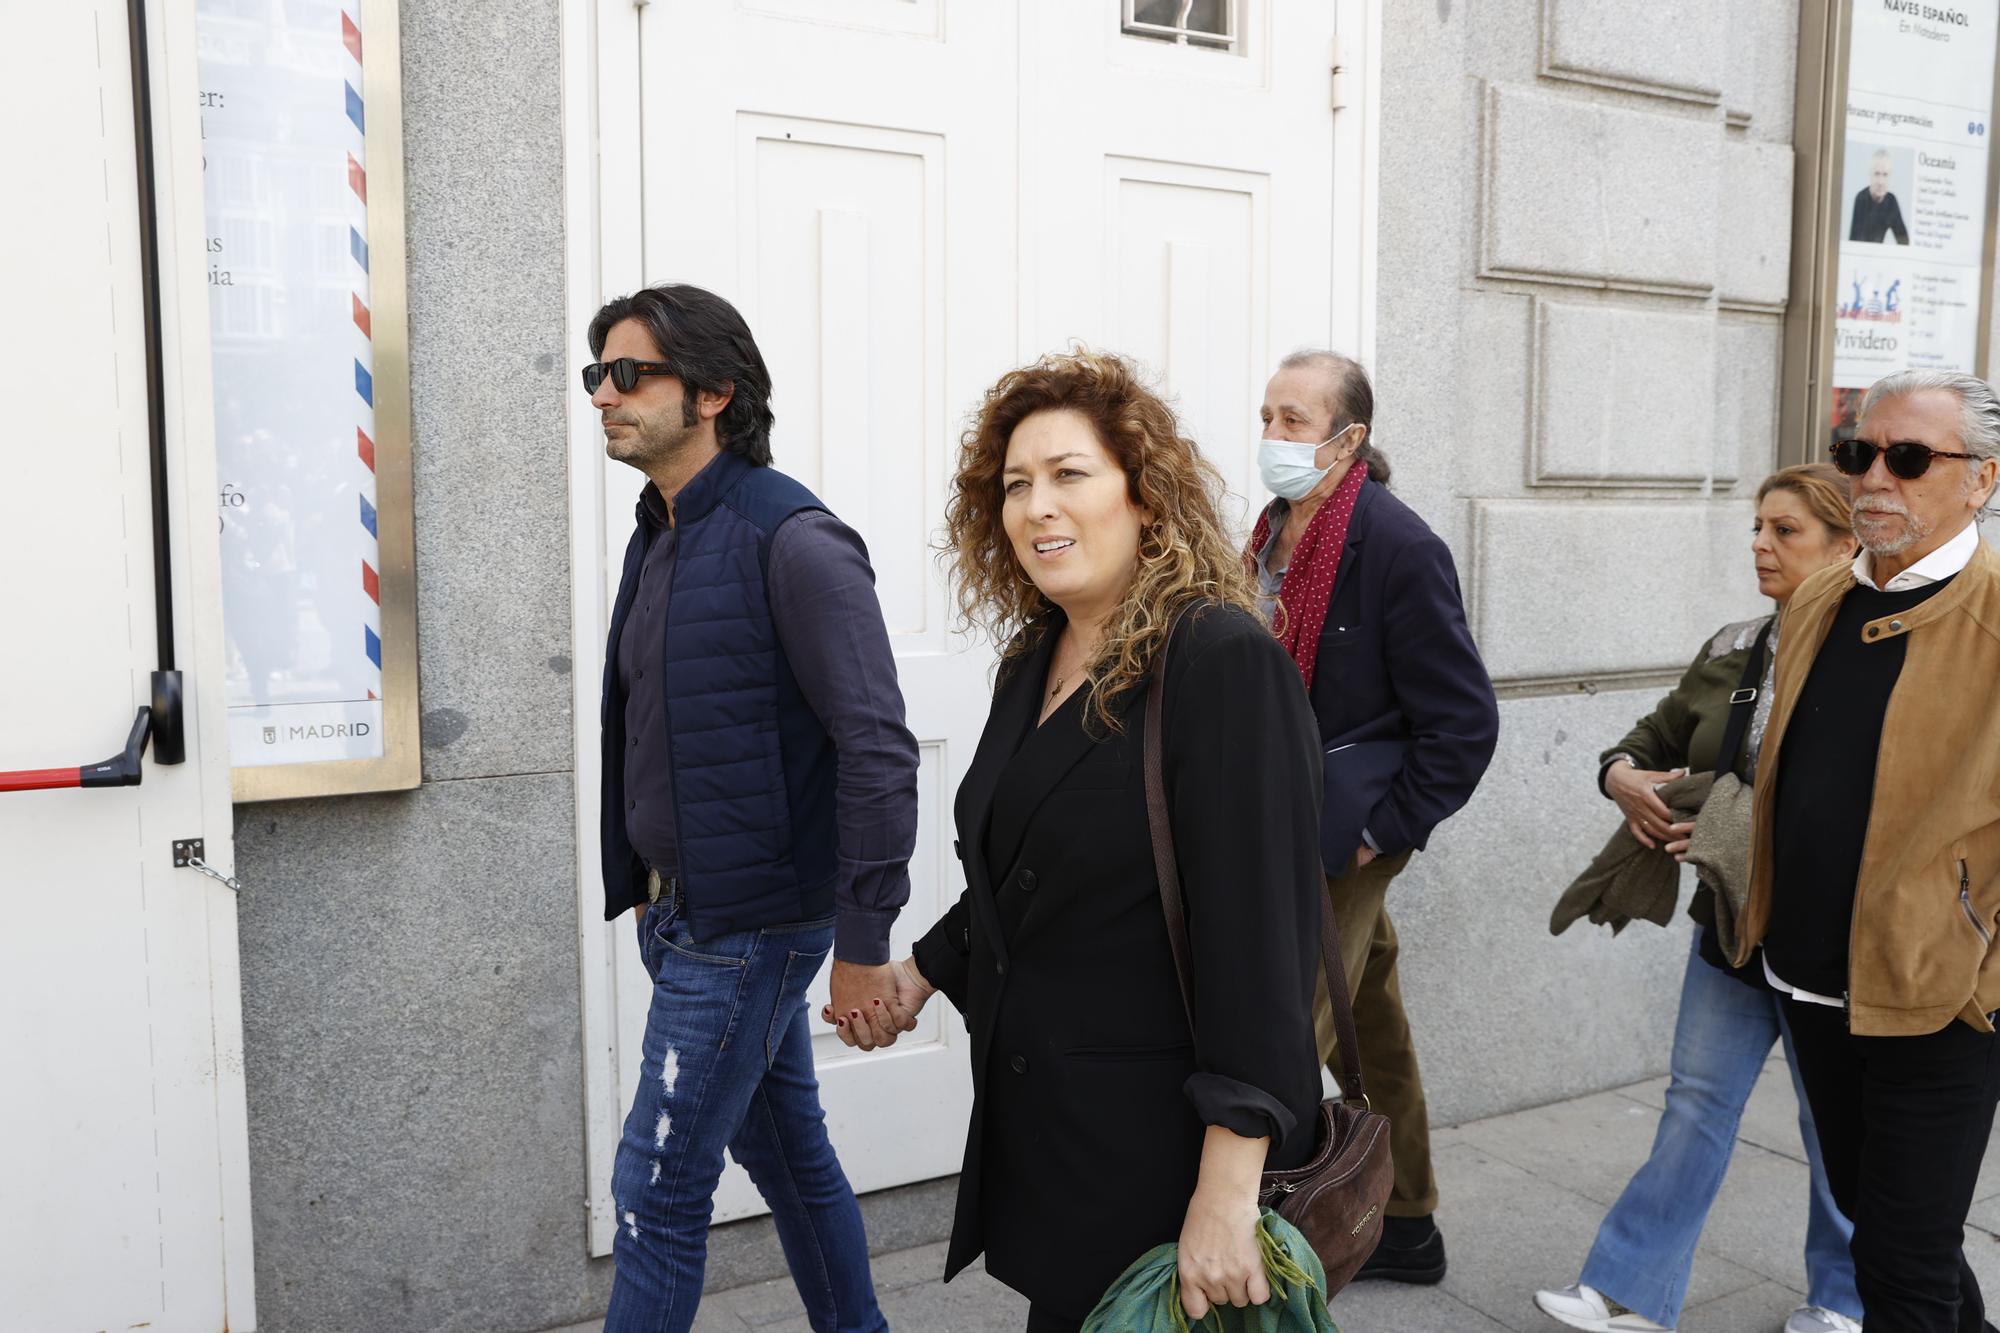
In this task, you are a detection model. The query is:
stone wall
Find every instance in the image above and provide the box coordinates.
[1370,0,1801,1124]
[230,3,603,1330]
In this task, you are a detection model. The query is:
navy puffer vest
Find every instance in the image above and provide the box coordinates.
[600,452,839,937]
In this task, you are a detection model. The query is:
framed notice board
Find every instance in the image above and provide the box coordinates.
[1783,0,2000,465]
[194,0,419,800]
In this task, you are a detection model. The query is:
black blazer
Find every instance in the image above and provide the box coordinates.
[912,604,1325,1319]
[1287,480,1498,856]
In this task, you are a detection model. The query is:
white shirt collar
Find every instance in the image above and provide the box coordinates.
[1852,520,1981,592]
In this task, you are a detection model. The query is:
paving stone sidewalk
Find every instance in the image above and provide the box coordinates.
[547,1054,2000,1332]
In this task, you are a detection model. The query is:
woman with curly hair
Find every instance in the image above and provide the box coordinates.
[822,350,1327,1331]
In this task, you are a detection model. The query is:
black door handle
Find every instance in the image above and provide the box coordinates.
[0,671,184,793]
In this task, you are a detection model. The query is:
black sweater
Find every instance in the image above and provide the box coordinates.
[1765,578,1952,995]
[1850,188,1910,245]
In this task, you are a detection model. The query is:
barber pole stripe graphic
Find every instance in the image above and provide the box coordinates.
[345,9,381,690]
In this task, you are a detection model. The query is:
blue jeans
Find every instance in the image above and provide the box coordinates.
[1580,928,1860,1327]
[604,896,887,1333]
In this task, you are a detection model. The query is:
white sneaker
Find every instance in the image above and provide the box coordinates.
[1785,1307,1862,1333]
[1533,1282,1674,1332]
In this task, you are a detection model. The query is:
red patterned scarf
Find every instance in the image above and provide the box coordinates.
[1245,463,1368,688]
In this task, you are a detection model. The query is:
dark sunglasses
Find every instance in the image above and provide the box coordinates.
[1829,437,1982,480]
[581,358,674,394]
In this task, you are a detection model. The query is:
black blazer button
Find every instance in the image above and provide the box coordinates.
[1010,1054,1029,1074]
[1017,868,1038,892]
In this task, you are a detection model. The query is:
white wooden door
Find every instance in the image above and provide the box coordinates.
[0,3,254,1329]
[570,0,1353,1246]
[590,0,1020,1234]
[1028,0,1341,532]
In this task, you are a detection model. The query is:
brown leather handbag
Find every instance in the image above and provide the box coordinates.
[1142,633,1395,1295]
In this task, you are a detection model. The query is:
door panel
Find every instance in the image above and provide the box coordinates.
[0,3,250,1329]
[1031,0,1337,526]
[1106,161,1269,529]
[618,0,1016,1227]
[580,0,1341,1237]
[739,118,943,636]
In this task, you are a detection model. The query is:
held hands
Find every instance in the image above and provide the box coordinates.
[820,956,933,1051]
[1176,1183,1269,1322]
[1607,760,1697,861]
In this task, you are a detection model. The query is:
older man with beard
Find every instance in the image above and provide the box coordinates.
[1731,369,2000,1332]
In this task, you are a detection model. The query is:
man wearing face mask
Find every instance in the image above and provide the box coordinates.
[1248,349,1499,1285]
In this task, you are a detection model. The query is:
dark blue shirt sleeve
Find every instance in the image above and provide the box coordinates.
[767,511,921,964]
[1365,535,1500,856]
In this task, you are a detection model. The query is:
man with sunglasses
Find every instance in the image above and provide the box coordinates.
[1731,368,2000,1332]
[586,283,919,1333]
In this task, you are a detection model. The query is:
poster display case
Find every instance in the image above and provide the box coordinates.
[1784,0,2000,461]
[195,0,418,800]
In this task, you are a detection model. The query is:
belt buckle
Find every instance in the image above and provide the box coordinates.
[646,868,663,904]
[1728,687,1758,705]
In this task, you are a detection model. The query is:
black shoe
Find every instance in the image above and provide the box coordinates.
[1352,1216,1447,1285]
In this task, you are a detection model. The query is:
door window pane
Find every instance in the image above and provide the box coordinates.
[1124,0,1235,50]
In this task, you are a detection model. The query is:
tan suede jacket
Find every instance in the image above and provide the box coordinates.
[1733,537,2000,1035]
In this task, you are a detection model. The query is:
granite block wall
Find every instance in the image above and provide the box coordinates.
[1371,0,1800,1124]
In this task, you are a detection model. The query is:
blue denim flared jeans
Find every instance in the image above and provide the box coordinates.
[1579,928,1860,1327]
[603,896,888,1333]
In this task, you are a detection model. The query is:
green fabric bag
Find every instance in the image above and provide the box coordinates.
[1078,1209,1341,1333]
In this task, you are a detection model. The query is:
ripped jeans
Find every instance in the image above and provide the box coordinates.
[604,896,888,1333]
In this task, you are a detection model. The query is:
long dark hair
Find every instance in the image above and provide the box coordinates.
[588,284,776,465]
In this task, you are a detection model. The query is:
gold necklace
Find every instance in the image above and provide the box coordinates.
[1048,632,1080,698]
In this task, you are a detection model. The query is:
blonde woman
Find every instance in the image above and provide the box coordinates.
[826,352,1326,1332]
[1536,465,1863,1333]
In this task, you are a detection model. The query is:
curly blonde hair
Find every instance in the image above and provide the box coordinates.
[942,350,1261,733]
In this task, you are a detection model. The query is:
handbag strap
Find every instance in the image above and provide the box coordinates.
[1142,609,1370,1107]
[1711,620,1773,780]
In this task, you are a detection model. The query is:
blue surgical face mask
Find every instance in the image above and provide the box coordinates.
[1258,424,1356,501]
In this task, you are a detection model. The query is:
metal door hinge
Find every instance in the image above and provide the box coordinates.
[173,837,243,892]
[1330,35,1348,112]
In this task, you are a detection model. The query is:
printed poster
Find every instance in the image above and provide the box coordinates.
[1833,0,2000,428]
[197,3,386,767]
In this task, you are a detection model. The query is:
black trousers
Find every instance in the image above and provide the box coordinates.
[1025,1306,1083,1333]
[1786,1000,2000,1332]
